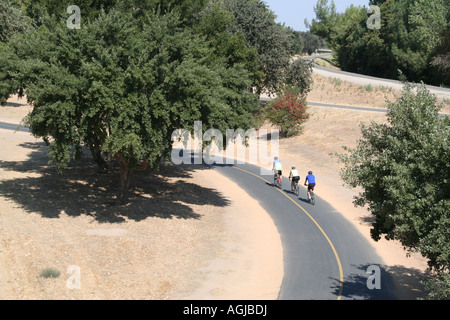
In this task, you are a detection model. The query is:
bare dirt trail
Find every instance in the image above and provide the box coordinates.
[170,169,283,300]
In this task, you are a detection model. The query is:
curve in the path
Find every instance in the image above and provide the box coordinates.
[2,120,399,300]
[210,163,398,300]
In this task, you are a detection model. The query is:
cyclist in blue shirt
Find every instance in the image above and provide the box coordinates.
[304,171,316,200]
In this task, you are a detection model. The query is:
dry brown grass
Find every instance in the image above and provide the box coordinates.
[309,73,400,109]
[309,71,450,113]
[0,143,229,299]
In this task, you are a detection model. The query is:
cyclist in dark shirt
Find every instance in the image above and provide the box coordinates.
[304,171,316,201]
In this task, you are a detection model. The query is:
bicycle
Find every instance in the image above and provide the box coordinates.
[305,188,315,205]
[291,178,300,196]
[273,171,282,189]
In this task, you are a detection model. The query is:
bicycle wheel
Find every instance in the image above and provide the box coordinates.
[295,183,299,196]
[311,191,315,205]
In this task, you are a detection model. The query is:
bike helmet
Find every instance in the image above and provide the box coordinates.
[308,171,313,174]
[292,166,296,169]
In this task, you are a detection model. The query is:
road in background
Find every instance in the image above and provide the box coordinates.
[299,53,450,100]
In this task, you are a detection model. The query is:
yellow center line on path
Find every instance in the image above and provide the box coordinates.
[232,166,344,300]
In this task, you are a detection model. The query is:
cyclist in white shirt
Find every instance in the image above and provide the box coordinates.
[288,166,300,191]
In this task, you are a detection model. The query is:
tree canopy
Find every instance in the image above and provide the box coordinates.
[3,4,260,203]
[0,1,35,42]
[223,0,303,96]
[0,0,313,203]
[309,0,450,86]
[337,84,450,299]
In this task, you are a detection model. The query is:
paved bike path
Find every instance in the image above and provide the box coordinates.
[1,118,399,299]
[210,163,398,300]
[0,121,30,133]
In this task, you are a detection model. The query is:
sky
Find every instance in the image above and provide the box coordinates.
[263,0,372,31]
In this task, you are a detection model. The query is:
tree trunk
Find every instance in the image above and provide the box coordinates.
[115,153,131,205]
[90,147,108,173]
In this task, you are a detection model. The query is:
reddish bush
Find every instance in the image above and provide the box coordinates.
[264,88,309,137]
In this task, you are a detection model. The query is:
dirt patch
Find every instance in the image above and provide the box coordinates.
[0,97,283,299]
[170,169,283,300]
[0,147,224,299]
[0,95,32,121]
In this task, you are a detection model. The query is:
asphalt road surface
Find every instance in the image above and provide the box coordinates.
[208,162,398,300]
[0,121,30,133]
[300,53,450,100]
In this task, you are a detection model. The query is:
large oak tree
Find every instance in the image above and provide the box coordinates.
[4,7,259,204]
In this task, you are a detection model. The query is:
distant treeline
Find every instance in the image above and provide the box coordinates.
[308,0,450,87]
[287,29,323,56]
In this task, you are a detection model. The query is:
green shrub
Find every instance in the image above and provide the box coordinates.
[39,268,60,279]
